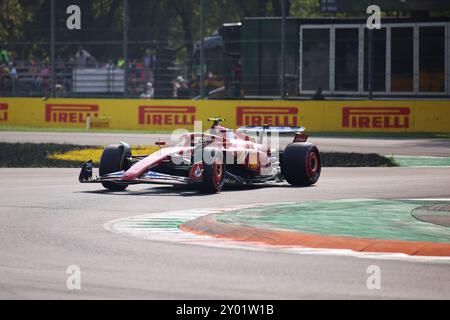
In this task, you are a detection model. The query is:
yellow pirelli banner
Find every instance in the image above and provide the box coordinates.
[1,97,449,133]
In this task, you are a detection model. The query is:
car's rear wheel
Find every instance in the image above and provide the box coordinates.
[200,149,225,193]
[99,143,131,191]
[282,142,321,186]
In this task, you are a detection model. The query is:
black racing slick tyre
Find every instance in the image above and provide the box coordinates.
[99,143,131,191]
[199,149,225,193]
[282,142,321,186]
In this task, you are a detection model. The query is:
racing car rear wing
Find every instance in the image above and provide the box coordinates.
[236,125,307,143]
[236,125,304,134]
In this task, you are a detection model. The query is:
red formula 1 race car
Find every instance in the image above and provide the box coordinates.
[79,118,321,193]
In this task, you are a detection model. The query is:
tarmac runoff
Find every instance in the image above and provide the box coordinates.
[107,199,450,260]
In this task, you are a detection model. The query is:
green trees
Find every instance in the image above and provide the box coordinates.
[0,0,36,42]
[0,0,322,61]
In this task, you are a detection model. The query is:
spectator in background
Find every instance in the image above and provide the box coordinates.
[0,49,10,65]
[117,56,125,69]
[29,57,39,85]
[171,75,185,97]
[312,87,325,100]
[143,48,155,82]
[86,56,98,68]
[55,84,66,97]
[204,71,223,96]
[9,62,18,80]
[33,62,49,91]
[129,59,144,95]
[75,46,94,68]
[7,62,18,94]
[104,59,115,70]
[140,82,154,99]
[177,77,190,98]
[66,56,75,69]
[55,55,66,71]
[0,50,10,89]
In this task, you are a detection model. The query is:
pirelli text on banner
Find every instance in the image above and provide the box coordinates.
[45,104,100,124]
[236,106,299,126]
[138,105,196,126]
[342,107,410,129]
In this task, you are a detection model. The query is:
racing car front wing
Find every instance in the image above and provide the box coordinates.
[79,159,283,188]
[78,160,190,186]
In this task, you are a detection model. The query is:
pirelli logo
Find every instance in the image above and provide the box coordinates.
[236,106,299,126]
[45,104,99,123]
[89,117,111,129]
[0,103,8,122]
[342,107,410,129]
[138,106,196,126]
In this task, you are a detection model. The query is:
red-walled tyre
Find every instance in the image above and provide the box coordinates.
[282,142,321,186]
[200,149,225,193]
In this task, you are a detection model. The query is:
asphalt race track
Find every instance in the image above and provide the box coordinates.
[0,131,449,299]
[0,165,450,299]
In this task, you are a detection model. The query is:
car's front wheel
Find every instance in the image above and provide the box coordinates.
[282,142,321,186]
[99,143,131,191]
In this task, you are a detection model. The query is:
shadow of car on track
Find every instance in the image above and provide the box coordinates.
[76,185,209,197]
[75,183,316,197]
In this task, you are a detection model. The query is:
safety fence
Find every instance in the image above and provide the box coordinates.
[1,1,449,100]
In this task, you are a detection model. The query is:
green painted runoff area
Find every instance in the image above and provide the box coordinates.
[215,200,450,243]
[391,156,450,167]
